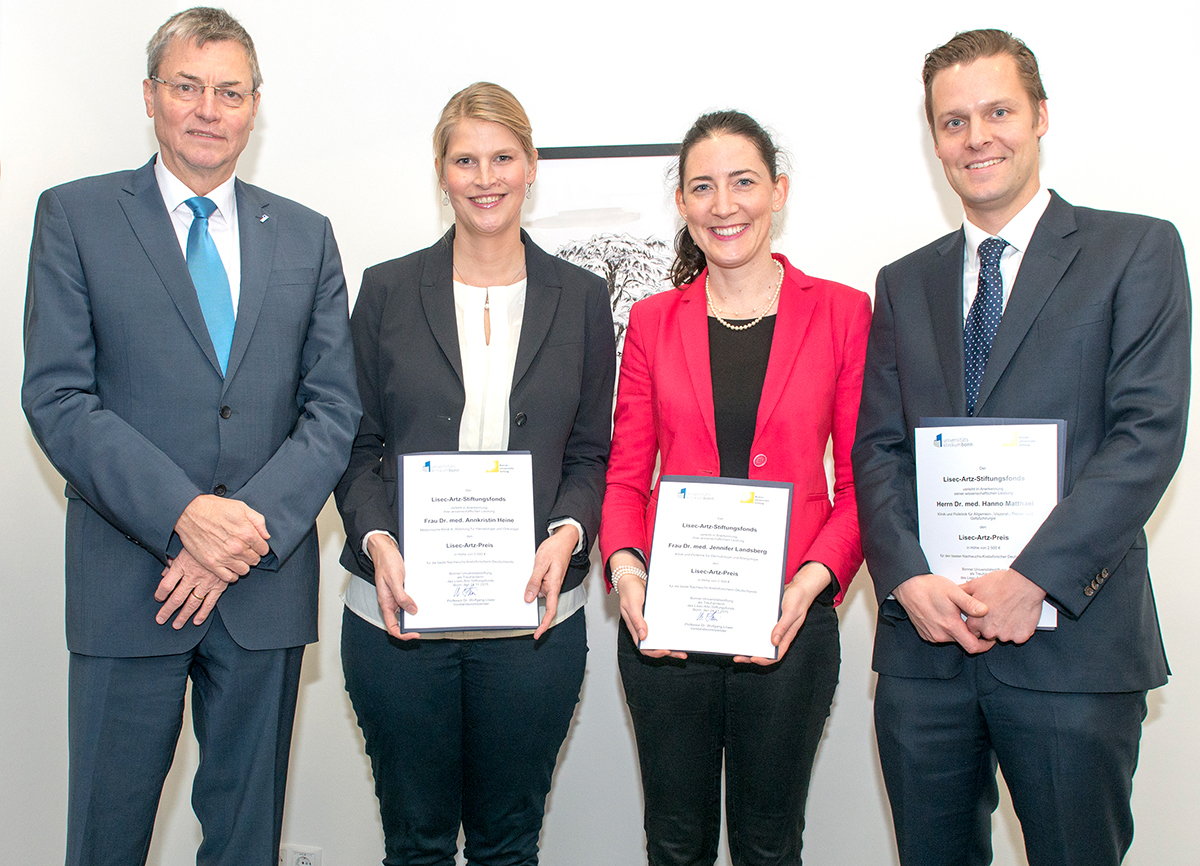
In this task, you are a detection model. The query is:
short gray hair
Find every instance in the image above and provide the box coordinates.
[147,7,261,93]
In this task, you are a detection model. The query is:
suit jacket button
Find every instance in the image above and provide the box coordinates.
[214,484,227,496]
[220,406,232,419]
[515,412,527,427]
[752,453,767,468]
[1085,586,1095,597]
[1100,568,1110,578]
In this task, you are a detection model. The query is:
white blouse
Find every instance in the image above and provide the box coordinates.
[453,279,527,451]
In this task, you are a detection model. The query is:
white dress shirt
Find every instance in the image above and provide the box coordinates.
[154,157,241,313]
[961,187,1051,322]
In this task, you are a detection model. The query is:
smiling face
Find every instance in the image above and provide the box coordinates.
[930,53,1048,234]
[675,133,787,276]
[438,118,536,244]
[143,38,258,195]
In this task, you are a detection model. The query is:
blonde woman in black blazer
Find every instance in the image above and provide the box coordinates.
[335,82,615,866]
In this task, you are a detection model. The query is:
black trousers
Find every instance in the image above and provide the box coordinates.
[342,607,587,866]
[618,599,840,866]
[875,655,1148,866]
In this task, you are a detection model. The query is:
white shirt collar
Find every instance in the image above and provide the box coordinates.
[153,156,237,224]
[963,187,1051,262]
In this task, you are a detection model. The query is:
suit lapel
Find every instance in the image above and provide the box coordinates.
[513,232,560,390]
[118,160,224,377]
[224,179,275,386]
[678,275,719,458]
[975,193,1079,414]
[756,259,815,431]
[928,231,968,416]
[420,228,463,383]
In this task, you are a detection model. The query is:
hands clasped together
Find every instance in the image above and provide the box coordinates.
[154,493,271,629]
[892,567,1047,653]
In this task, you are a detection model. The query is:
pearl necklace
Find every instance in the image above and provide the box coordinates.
[706,260,784,331]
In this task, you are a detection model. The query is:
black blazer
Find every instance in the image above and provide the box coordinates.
[852,192,1190,693]
[337,227,616,596]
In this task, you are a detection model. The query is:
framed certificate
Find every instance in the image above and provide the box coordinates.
[640,476,792,658]
[399,451,538,632]
[915,418,1065,629]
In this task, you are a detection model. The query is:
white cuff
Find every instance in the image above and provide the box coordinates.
[361,529,397,561]
[547,517,585,555]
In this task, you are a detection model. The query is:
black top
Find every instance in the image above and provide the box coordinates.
[709,315,776,479]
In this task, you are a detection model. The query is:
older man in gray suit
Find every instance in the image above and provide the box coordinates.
[21,7,360,865]
[853,28,1189,866]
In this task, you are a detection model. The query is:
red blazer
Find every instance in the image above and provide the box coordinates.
[599,255,871,602]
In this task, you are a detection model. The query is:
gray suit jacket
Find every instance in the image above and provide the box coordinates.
[336,227,615,596]
[23,158,361,656]
[852,191,1190,692]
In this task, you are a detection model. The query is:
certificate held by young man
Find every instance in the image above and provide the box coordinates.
[915,419,1064,629]
[400,452,538,632]
[641,476,792,658]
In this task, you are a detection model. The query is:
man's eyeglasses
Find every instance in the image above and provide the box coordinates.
[150,77,255,108]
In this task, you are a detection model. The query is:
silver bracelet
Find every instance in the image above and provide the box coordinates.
[611,564,648,594]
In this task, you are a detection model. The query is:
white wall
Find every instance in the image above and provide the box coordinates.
[2,2,1196,863]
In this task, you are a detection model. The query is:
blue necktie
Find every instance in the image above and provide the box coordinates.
[185,196,235,374]
[964,236,1008,416]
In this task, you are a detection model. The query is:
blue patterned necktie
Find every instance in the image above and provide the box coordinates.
[185,196,235,374]
[964,236,1008,416]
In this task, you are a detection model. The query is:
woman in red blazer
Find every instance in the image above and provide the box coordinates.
[599,111,870,865]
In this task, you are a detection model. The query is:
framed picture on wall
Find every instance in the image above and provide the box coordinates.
[522,144,681,362]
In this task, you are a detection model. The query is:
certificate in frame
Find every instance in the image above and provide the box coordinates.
[915,418,1066,629]
[399,451,538,633]
[641,476,792,658]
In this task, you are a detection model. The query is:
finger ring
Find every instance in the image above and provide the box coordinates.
[191,589,207,601]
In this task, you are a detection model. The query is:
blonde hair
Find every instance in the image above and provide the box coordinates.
[433,82,536,170]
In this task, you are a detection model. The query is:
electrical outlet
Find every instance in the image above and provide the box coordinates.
[280,844,322,866]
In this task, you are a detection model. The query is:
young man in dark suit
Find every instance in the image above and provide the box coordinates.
[22,8,360,864]
[853,28,1189,866]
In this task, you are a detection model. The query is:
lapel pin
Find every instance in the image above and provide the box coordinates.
[259,213,269,223]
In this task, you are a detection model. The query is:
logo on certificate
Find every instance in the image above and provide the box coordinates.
[934,432,970,448]
[418,459,460,474]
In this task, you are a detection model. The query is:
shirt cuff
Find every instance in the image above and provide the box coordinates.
[547,517,585,555]
[362,529,397,560]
